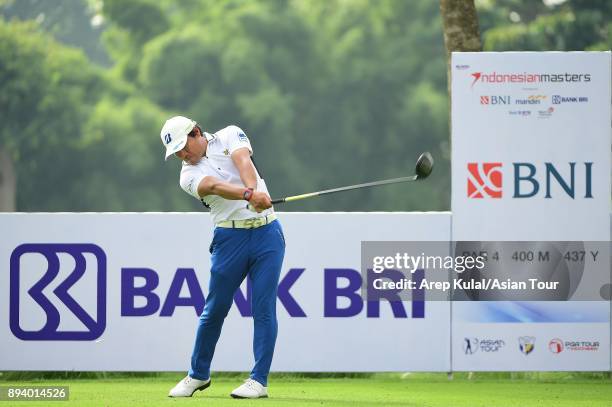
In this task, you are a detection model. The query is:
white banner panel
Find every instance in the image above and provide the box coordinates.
[452,51,610,241]
[451,52,611,371]
[0,212,451,372]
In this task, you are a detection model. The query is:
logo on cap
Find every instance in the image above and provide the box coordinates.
[10,244,107,341]
[164,133,172,144]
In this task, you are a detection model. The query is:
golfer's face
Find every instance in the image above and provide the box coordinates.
[175,136,204,165]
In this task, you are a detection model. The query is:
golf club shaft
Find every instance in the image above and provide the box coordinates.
[271,175,418,204]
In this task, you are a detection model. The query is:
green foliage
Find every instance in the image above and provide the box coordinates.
[0,19,185,211]
[0,0,109,65]
[79,96,190,211]
[479,0,612,51]
[2,0,608,212]
[102,0,168,45]
[139,26,223,111]
[0,20,106,210]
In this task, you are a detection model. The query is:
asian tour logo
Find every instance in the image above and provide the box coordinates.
[467,163,503,198]
[9,244,107,341]
[464,337,479,354]
[464,337,505,354]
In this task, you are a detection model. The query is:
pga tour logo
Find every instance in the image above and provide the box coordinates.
[549,338,600,353]
[549,338,564,354]
[467,162,593,199]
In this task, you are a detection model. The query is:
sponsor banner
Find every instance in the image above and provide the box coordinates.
[451,51,611,371]
[452,51,610,241]
[452,301,610,372]
[0,213,451,371]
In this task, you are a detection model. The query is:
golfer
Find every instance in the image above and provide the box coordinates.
[161,116,286,399]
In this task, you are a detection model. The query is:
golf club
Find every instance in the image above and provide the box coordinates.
[250,152,434,207]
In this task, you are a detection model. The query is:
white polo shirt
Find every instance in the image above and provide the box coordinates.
[179,125,274,224]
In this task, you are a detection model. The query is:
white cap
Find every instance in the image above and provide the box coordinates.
[160,116,197,160]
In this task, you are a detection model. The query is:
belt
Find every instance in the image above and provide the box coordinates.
[216,213,277,229]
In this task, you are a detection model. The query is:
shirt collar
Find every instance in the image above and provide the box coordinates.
[204,132,215,143]
[203,132,216,158]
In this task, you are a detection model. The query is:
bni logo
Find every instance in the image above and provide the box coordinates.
[10,244,106,341]
[467,162,503,198]
[480,95,510,105]
[468,161,593,199]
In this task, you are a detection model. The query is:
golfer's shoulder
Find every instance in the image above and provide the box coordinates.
[179,161,207,196]
[214,125,248,143]
[179,160,206,179]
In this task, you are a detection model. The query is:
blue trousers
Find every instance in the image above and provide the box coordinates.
[189,220,285,386]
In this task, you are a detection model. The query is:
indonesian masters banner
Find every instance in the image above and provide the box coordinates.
[0,213,451,372]
[450,52,611,371]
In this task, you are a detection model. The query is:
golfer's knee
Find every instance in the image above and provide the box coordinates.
[253,310,277,326]
[201,302,231,323]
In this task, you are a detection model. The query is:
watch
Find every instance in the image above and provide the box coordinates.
[243,188,254,201]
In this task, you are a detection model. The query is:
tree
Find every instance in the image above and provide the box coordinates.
[0,149,15,211]
[0,17,183,212]
[3,0,496,212]
[478,0,612,51]
[0,20,105,210]
[1,0,110,65]
[439,0,482,96]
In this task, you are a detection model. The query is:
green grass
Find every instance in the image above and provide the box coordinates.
[1,373,610,406]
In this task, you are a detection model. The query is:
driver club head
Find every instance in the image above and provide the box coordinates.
[415,152,434,179]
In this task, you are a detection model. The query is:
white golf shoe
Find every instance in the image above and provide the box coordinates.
[168,375,211,397]
[230,378,268,399]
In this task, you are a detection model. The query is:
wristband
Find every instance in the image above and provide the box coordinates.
[243,188,254,201]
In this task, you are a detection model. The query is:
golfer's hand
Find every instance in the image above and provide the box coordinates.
[249,191,272,212]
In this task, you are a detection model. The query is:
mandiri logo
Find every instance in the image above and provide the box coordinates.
[10,244,106,341]
[467,162,503,198]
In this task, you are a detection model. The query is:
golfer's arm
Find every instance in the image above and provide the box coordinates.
[197,176,247,200]
[231,148,258,190]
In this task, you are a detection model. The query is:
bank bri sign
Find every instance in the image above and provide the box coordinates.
[9,244,425,342]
